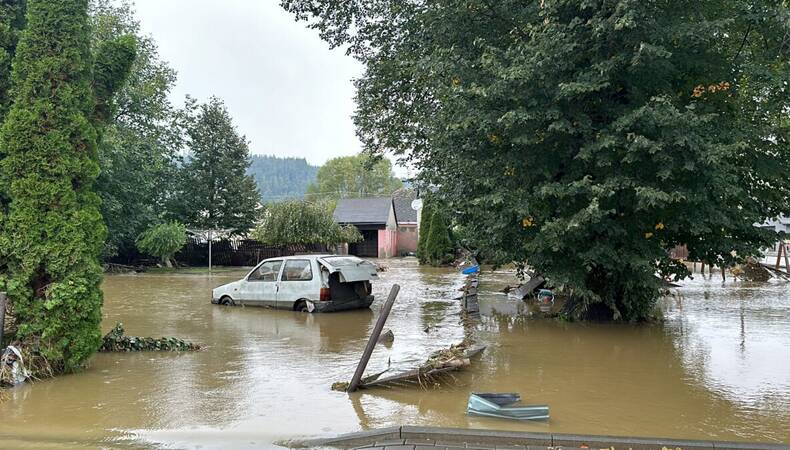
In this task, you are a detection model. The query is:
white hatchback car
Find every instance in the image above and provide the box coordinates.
[211,255,378,313]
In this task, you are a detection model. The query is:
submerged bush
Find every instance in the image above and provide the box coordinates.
[136,222,187,267]
[253,200,362,246]
[100,323,200,352]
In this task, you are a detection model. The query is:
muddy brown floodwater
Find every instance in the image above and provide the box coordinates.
[0,258,788,449]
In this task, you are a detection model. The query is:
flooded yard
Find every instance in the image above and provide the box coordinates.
[0,258,788,448]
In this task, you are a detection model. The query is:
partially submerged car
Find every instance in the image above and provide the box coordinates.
[211,255,378,313]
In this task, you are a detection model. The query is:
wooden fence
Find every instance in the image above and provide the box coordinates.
[174,238,328,267]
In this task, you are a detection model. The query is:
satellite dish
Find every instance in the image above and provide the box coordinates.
[411,199,423,211]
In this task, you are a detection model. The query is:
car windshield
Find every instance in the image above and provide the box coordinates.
[321,256,368,266]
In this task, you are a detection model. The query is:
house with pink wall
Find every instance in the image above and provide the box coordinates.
[333,197,399,258]
[392,188,419,256]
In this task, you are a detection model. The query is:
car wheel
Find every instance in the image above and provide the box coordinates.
[295,301,310,313]
[220,296,234,306]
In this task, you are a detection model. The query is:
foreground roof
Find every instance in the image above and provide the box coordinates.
[392,188,418,223]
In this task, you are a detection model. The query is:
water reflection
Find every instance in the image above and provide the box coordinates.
[664,279,790,440]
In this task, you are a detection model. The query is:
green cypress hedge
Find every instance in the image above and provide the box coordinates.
[0,0,135,372]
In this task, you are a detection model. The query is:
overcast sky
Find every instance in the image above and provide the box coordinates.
[132,0,367,168]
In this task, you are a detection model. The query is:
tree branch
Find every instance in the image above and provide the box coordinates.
[731,23,753,69]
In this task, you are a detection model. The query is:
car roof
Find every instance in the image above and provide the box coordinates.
[261,254,337,261]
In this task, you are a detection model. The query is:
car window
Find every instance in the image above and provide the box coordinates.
[281,259,313,281]
[248,260,282,282]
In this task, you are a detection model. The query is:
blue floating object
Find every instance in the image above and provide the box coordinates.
[467,393,549,421]
[462,265,480,275]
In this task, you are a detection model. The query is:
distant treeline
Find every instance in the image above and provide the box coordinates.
[247,155,319,202]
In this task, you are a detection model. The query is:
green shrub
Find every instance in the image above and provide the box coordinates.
[424,209,454,266]
[136,222,187,267]
[416,203,433,264]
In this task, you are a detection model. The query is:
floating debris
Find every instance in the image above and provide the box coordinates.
[358,339,485,390]
[510,274,546,300]
[757,262,790,281]
[332,361,391,392]
[467,392,549,421]
[0,343,52,389]
[99,323,200,352]
[462,265,479,275]
[0,346,29,386]
[377,329,395,345]
[741,260,772,281]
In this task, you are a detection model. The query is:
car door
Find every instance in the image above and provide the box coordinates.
[277,259,317,309]
[241,259,282,307]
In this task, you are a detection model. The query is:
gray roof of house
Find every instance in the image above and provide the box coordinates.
[333,197,395,225]
[759,217,790,229]
[392,189,418,223]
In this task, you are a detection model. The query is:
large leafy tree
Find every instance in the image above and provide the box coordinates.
[283,0,790,320]
[169,97,260,234]
[0,0,135,370]
[90,0,182,260]
[305,153,402,203]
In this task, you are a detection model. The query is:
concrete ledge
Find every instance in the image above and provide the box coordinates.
[301,426,402,448]
[551,432,715,450]
[402,426,551,447]
[301,425,789,450]
[713,442,790,450]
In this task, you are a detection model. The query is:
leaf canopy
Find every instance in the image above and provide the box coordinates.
[282,0,790,320]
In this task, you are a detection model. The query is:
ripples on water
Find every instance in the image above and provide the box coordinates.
[0,259,787,449]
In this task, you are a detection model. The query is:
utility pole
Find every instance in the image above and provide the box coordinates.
[208,229,213,274]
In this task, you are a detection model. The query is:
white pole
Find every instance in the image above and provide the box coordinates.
[208,229,213,274]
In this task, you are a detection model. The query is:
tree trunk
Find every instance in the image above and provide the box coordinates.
[163,257,173,268]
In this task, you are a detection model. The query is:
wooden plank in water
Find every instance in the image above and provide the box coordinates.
[512,275,545,299]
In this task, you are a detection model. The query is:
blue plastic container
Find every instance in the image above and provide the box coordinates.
[462,265,480,275]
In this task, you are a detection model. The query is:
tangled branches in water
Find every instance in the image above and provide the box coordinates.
[99,323,200,352]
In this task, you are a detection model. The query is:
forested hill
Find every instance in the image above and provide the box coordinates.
[247,155,319,202]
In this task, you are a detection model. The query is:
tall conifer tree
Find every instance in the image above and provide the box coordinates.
[170,97,260,235]
[0,0,134,370]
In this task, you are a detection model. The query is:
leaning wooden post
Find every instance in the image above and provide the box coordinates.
[347,284,400,392]
[0,292,6,345]
[776,242,781,269]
